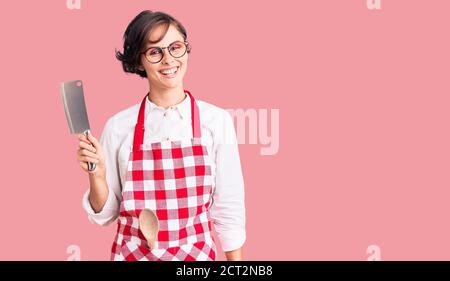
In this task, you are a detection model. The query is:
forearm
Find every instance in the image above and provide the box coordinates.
[88,174,109,213]
[225,247,243,261]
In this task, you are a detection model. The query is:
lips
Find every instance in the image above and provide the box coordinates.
[159,66,179,77]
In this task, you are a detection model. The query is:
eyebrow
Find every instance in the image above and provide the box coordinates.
[145,40,183,49]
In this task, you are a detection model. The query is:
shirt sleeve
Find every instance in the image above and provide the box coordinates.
[81,117,121,226]
[209,110,246,252]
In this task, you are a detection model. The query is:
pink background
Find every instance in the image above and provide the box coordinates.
[0,0,449,260]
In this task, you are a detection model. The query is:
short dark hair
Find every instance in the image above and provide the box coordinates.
[115,10,190,78]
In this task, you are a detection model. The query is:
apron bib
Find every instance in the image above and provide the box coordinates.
[110,90,216,261]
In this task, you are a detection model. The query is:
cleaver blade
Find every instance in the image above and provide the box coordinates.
[60,80,96,171]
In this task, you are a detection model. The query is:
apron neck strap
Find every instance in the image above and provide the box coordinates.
[133,90,201,151]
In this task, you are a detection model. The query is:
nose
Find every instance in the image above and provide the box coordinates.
[161,47,174,64]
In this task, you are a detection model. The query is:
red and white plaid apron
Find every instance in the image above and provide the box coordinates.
[110,90,216,261]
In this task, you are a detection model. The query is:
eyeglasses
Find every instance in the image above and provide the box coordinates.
[141,40,190,64]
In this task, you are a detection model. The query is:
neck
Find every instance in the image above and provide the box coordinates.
[147,84,186,109]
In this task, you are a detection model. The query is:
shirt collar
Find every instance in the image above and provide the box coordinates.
[145,92,191,119]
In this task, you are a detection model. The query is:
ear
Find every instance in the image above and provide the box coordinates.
[137,56,146,71]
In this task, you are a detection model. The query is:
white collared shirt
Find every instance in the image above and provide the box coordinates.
[82,93,246,252]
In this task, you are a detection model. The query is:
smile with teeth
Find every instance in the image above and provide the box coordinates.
[159,66,179,77]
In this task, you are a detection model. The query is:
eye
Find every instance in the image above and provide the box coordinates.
[149,48,162,56]
[170,43,183,51]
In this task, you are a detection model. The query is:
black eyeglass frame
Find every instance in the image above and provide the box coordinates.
[140,41,191,64]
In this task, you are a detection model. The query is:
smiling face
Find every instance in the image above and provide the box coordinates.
[139,23,189,90]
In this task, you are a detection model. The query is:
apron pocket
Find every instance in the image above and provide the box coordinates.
[120,239,159,261]
[120,239,216,261]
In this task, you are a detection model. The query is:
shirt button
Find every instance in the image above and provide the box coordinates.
[165,137,170,141]
[163,112,167,117]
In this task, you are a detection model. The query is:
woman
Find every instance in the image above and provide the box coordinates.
[76,10,246,261]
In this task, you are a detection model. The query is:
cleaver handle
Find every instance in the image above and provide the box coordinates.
[84,130,97,172]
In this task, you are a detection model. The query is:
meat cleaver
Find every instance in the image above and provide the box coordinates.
[60,80,96,171]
